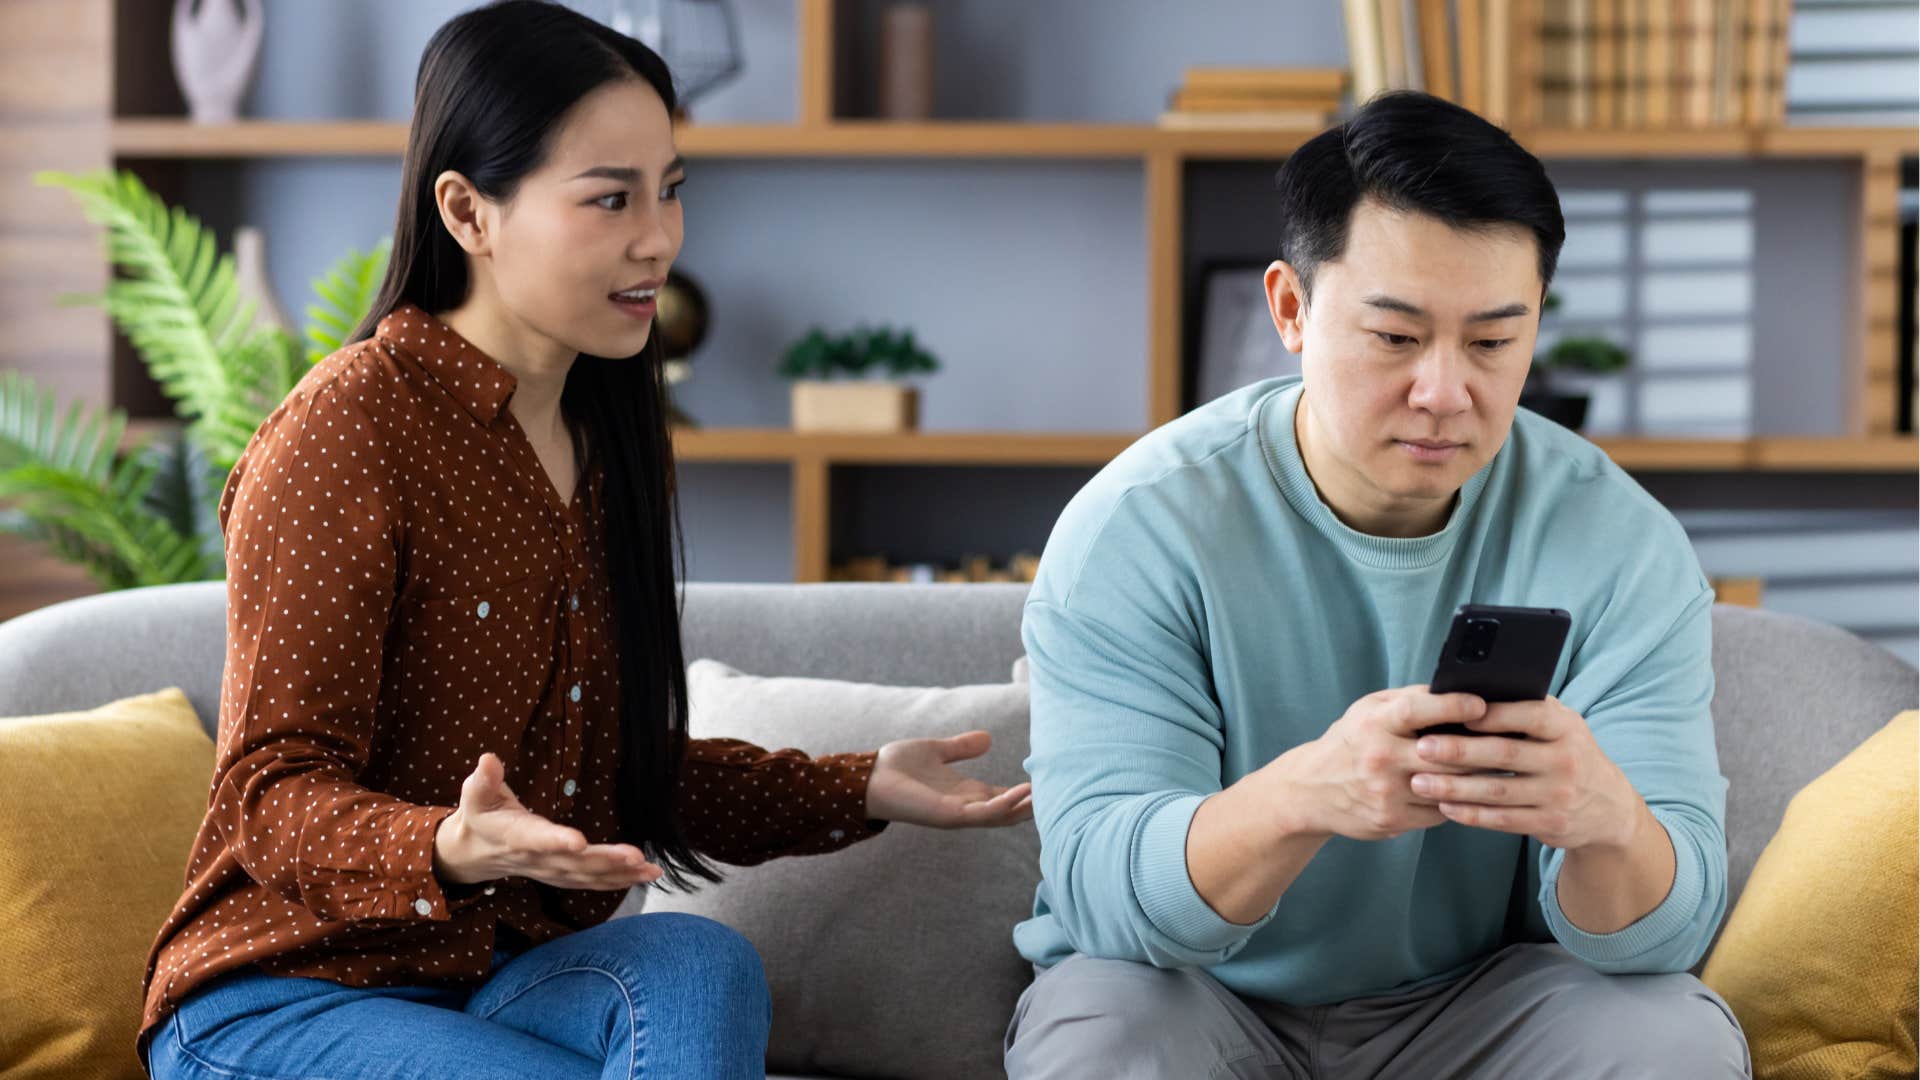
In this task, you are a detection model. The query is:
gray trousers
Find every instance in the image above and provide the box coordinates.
[1003,942,1751,1079]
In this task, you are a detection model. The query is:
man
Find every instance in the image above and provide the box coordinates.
[1004,91,1750,1078]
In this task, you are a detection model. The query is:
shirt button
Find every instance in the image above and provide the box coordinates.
[569,594,580,611]
[413,898,432,915]
[476,601,490,618]
[563,779,577,796]
[483,884,496,896]
[569,684,581,702]
[829,829,845,841]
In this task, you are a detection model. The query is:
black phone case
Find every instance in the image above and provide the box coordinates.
[1420,604,1571,738]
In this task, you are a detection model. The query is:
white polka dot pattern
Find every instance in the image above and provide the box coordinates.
[135,303,885,1054]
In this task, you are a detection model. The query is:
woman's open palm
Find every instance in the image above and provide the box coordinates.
[865,730,1034,829]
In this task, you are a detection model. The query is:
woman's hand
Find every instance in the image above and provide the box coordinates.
[865,730,1034,828]
[434,752,663,892]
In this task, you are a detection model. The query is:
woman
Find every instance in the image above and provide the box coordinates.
[135,3,1032,1076]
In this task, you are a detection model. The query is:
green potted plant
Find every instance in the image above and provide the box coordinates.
[0,168,390,589]
[1520,291,1631,432]
[777,324,938,433]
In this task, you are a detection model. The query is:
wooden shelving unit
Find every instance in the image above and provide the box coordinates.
[121,417,1916,473]
[83,0,1920,585]
[107,118,1919,163]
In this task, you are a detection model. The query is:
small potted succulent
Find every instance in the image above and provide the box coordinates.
[1520,291,1631,432]
[778,324,938,433]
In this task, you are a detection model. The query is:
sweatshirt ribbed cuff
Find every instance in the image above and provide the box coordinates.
[1130,792,1276,955]
[1541,807,1705,963]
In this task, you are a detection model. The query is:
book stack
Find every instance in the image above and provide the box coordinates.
[1158,67,1347,130]
[831,552,1042,585]
[1532,0,1793,129]
[1340,0,1794,130]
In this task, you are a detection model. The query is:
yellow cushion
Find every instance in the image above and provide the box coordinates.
[1702,710,1918,1080]
[0,688,212,1080]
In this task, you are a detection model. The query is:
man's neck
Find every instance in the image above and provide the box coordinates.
[1293,392,1456,539]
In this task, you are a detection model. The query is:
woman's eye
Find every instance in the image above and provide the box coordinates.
[1373,332,1416,347]
[662,179,684,201]
[1476,339,1513,351]
[595,192,628,211]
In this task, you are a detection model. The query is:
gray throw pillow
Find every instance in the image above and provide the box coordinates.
[637,656,1036,1080]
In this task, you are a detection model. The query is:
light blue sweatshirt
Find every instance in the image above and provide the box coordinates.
[1016,375,1729,1006]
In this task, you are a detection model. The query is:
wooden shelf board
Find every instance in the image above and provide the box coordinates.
[111,119,405,157]
[108,119,1920,162]
[117,418,1917,471]
[109,119,1170,160]
[672,427,1137,465]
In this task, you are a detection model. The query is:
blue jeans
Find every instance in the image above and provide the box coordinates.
[143,912,772,1079]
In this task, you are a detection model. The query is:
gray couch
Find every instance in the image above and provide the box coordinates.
[1,582,1915,1079]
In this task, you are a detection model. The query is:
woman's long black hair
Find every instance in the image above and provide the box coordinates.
[348,0,719,890]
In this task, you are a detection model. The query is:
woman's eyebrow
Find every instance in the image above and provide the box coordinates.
[568,157,686,183]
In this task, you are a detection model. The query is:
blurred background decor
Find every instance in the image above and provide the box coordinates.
[876,1,934,120]
[1159,66,1347,129]
[780,324,937,433]
[655,267,710,427]
[170,0,265,124]
[608,0,744,116]
[1,169,384,590]
[1521,290,1633,432]
[0,0,1913,659]
[1192,260,1300,408]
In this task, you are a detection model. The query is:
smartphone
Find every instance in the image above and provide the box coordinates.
[1417,603,1571,739]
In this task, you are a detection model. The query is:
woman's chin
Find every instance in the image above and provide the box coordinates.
[580,324,651,358]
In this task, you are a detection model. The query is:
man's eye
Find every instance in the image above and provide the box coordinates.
[1373,332,1416,347]
[662,179,684,201]
[595,192,628,211]
[1476,339,1513,351]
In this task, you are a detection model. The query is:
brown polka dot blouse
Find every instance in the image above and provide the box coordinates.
[136,303,886,1054]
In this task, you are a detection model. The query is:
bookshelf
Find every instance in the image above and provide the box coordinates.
[53,1,1920,588]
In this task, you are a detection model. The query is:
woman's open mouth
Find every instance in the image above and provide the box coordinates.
[609,285,658,319]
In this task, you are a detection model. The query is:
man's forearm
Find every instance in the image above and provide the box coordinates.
[1187,749,1332,925]
[1555,801,1676,934]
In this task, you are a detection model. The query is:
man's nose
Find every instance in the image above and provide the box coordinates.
[1407,348,1474,415]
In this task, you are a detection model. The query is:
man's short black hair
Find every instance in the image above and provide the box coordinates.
[1275,91,1566,300]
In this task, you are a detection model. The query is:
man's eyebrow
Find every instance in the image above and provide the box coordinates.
[1361,294,1531,323]
[568,157,686,183]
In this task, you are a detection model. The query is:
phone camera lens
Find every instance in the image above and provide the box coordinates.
[1457,618,1499,663]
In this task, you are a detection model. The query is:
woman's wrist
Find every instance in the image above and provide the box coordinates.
[433,810,480,884]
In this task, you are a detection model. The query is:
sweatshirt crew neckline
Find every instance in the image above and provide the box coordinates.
[1256,379,1496,572]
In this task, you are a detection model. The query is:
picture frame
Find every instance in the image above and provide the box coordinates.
[1192,259,1302,409]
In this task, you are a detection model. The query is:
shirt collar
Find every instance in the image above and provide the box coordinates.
[375,303,518,425]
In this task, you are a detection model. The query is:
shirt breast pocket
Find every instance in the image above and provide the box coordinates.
[395,573,560,747]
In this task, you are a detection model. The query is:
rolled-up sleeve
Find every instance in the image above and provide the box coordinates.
[677,739,887,865]
[207,374,481,924]
[1537,584,1729,973]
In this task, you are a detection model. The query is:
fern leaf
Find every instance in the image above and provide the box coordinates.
[305,235,392,364]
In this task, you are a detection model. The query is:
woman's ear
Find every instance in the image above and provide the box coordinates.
[1264,259,1308,354]
[433,169,491,257]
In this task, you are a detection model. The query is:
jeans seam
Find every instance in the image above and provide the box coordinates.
[471,962,641,1077]
[167,1009,353,1080]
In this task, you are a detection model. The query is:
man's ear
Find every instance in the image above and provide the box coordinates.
[433,170,492,258]
[1265,259,1308,354]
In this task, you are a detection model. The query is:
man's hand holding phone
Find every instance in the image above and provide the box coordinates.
[1395,603,1646,850]
[1409,697,1645,851]
[1278,685,1498,842]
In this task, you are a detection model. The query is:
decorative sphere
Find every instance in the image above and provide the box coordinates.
[655,268,709,360]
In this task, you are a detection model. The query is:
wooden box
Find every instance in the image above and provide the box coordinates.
[790,381,920,433]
